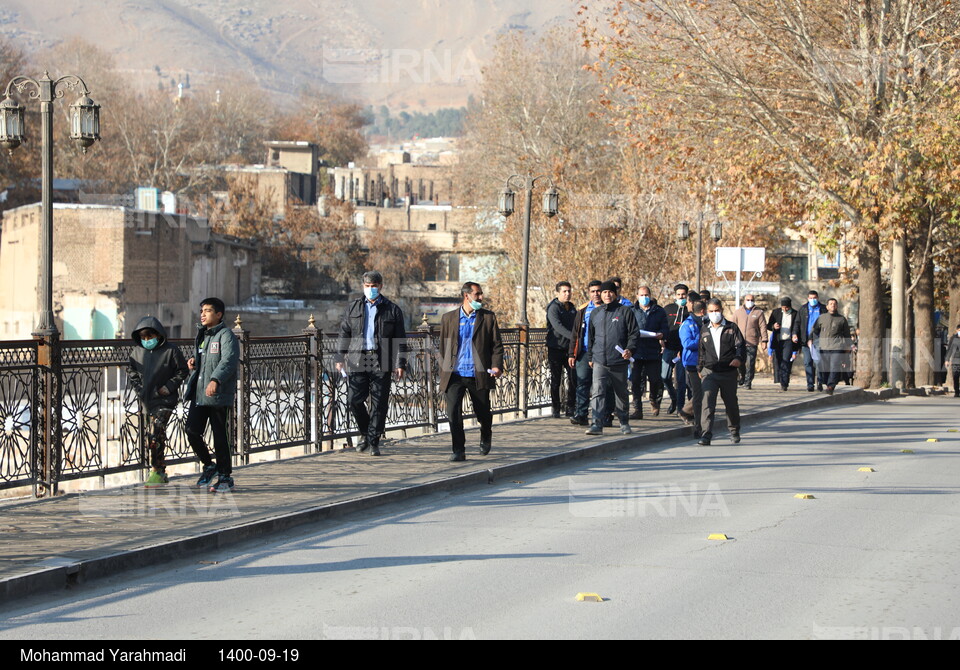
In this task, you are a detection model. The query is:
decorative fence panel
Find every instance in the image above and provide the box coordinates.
[0,325,553,497]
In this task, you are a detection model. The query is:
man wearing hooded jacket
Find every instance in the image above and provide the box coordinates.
[129,316,189,486]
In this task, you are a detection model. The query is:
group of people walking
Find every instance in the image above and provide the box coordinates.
[125,274,863,490]
[547,280,856,446]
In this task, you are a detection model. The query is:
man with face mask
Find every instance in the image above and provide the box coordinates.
[767,297,801,392]
[732,294,768,390]
[798,290,828,391]
[661,283,691,414]
[697,299,745,446]
[335,271,408,457]
[440,282,504,461]
[128,317,189,486]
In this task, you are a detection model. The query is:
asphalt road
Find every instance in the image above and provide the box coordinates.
[2,395,959,640]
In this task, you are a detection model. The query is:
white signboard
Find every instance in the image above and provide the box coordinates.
[715,247,766,273]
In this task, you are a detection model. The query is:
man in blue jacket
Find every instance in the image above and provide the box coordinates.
[184,297,239,493]
[678,300,706,437]
[798,290,828,391]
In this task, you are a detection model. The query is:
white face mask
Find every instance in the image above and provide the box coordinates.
[744,301,754,309]
[708,312,723,324]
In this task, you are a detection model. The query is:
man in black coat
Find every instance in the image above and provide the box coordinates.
[697,299,745,446]
[767,297,801,392]
[546,281,577,418]
[335,271,407,457]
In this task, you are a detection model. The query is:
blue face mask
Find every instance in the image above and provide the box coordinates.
[638,296,651,307]
[142,337,159,350]
[676,298,687,307]
[364,286,380,301]
[809,298,818,307]
[470,300,483,311]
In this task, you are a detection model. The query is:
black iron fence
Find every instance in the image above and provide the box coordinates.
[0,320,555,497]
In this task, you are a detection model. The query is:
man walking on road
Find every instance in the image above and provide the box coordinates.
[768,297,800,392]
[799,290,828,392]
[698,299,745,446]
[546,281,577,418]
[732,293,768,390]
[812,298,853,395]
[334,271,407,457]
[568,280,603,425]
[585,281,639,436]
[439,282,504,461]
[630,285,667,420]
[185,297,239,493]
[678,300,706,437]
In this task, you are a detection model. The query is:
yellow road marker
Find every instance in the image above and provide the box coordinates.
[707,533,729,541]
[858,467,875,472]
[575,593,603,602]
[794,493,815,499]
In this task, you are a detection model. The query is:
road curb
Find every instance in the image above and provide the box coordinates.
[0,387,893,604]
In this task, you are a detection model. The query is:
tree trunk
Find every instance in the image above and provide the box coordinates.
[855,229,886,388]
[913,253,936,387]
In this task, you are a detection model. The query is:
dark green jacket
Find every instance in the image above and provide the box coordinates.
[184,322,239,407]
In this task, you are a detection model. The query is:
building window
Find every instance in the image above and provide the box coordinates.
[427,223,437,231]
[780,256,808,281]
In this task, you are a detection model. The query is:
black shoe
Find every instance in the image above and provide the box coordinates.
[208,474,234,494]
[825,386,835,395]
[628,409,643,420]
[816,384,823,392]
[780,385,788,392]
[570,416,589,425]
[356,437,369,453]
[744,383,752,390]
[603,417,614,428]
[551,411,561,419]
[730,432,741,444]
[737,379,745,386]
[667,402,676,415]
[807,386,815,392]
[370,447,382,456]
[196,464,217,488]
[449,452,466,462]
[698,436,711,446]
[479,442,491,455]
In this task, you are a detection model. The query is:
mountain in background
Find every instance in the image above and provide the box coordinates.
[0,0,576,110]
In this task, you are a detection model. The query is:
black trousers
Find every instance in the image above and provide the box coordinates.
[445,373,493,455]
[186,404,232,476]
[632,358,662,411]
[548,347,576,415]
[349,368,393,448]
[700,368,740,438]
[772,342,795,388]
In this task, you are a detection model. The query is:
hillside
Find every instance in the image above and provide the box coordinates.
[0,0,576,110]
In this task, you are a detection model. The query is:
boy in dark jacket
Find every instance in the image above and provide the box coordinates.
[128,316,189,486]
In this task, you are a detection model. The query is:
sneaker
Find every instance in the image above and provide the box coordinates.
[209,475,235,493]
[196,464,217,488]
[619,423,632,435]
[585,425,603,436]
[145,470,169,487]
[730,432,741,444]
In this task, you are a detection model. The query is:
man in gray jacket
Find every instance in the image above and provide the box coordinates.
[812,299,853,395]
[184,297,239,493]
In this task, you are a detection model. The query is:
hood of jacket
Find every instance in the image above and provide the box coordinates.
[132,316,168,346]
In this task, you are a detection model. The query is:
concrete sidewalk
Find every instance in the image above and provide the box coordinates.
[0,382,896,602]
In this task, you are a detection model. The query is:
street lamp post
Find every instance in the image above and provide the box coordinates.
[497,175,559,327]
[0,72,101,337]
[678,213,722,295]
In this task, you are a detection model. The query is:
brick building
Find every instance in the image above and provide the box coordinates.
[0,203,258,340]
